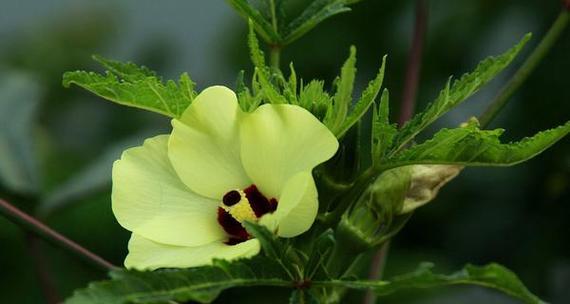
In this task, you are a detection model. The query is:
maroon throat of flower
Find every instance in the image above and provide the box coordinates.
[217,185,277,245]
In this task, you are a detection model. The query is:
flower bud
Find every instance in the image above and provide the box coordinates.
[337,167,412,249]
[400,164,462,213]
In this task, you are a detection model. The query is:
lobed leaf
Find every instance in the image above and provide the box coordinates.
[65,257,292,304]
[63,56,197,118]
[392,34,531,154]
[382,119,570,169]
[314,262,545,304]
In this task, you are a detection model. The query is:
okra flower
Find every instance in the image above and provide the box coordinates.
[112,86,338,270]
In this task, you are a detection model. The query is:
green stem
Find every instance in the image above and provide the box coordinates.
[270,45,281,70]
[268,0,281,71]
[479,10,569,128]
[0,198,118,271]
[269,0,278,33]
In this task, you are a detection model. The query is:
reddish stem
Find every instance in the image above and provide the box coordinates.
[0,198,118,271]
[398,0,428,126]
[365,1,429,303]
[26,234,62,304]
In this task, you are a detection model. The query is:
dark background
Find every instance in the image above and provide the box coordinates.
[0,0,568,303]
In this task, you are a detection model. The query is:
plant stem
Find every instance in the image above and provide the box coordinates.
[268,0,281,71]
[363,242,390,304]
[479,10,569,128]
[270,45,281,70]
[26,234,61,304]
[0,198,118,271]
[398,0,428,126]
[364,1,428,303]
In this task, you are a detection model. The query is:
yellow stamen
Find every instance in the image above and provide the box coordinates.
[221,190,257,223]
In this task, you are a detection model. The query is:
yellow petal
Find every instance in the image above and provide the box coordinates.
[259,171,318,238]
[125,233,260,270]
[240,104,338,198]
[112,135,226,247]
[169,86,251,199]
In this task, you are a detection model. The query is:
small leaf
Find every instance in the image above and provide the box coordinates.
[327,46,357,133]
[383,119,570,169]
[392,34,531,154]
[336,55,387,139]
[314,263,545,304]
[0,72,41,195]
[63,56,197,118]
[371,89,397,163]
[247,21,268,70]
[304,229,335,280]
[65,257,292,304]
[243,221,283,261]
[227,0,281,43]
[283,0,352,45]
[243,222,297,280]
[299,80,332,121]
[247,23,287,105]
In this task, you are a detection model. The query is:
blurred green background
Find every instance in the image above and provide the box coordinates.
[0,0,568,303]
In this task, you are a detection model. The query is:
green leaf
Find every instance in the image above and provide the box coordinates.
[65,257,292,304]
[243,222,297,280]
[328,46,357,133]
[336,55,387,139]
[314,263,545,304]
[0,72,41,195]
[243,222,284,261]
[299,80,332,121]
[248,20,268,70]
[283,0,352,45]
[227,0,281,43]
[392,34,531,154]
[92,55,156,81]
[303,229,335,280]
[63,56,197,118]
[247,23,288,105]
[371,89,397,163]
[383,119,570,169]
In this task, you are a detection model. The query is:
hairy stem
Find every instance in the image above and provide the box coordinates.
[0,198,118,271]
[365,1,428,303]
[479,10,569,127]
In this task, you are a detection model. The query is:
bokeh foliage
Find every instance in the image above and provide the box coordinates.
[0,0,568,303]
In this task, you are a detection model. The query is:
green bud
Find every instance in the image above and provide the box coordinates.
[337,167,412,250]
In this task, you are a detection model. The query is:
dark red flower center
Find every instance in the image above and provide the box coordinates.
[217,184,278,245]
